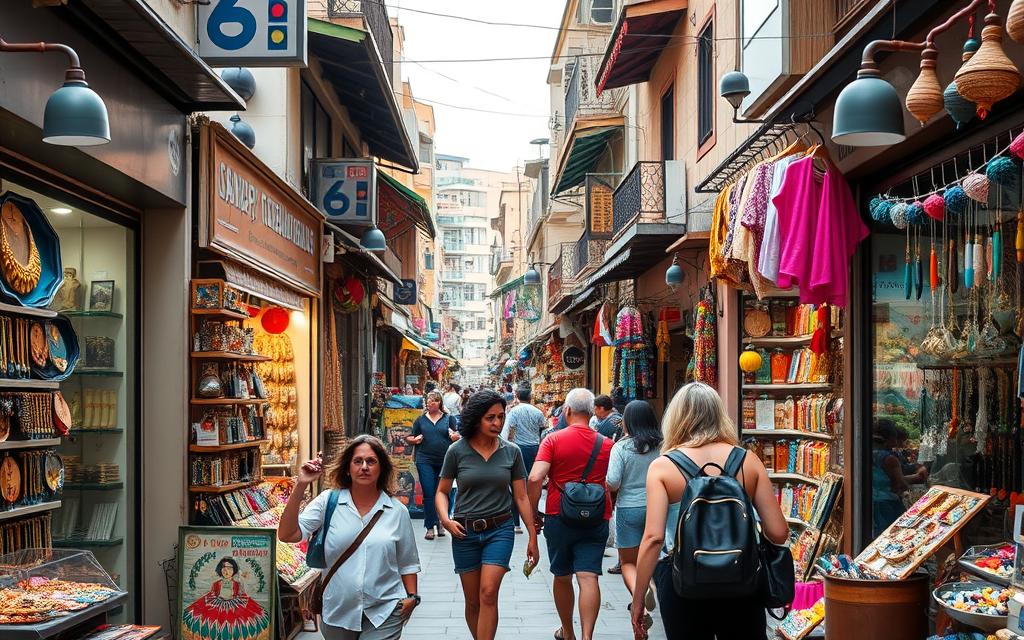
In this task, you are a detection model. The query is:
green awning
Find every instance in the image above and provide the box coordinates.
[553,126,621,194]
[490,275,525,298]
[377,170,435,238]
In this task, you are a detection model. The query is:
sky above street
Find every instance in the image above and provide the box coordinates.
[390,0,564,173]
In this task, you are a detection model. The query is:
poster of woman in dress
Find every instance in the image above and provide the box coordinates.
[177,527,276,640]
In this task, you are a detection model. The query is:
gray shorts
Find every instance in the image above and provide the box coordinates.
[322,605,404,640]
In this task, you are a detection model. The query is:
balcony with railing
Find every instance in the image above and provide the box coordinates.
[547,242,577,313]
[573,233,609,280]
[564,56,622,135]
[327,0,394,82]
[612,161,667,235]
[490,249,514,277]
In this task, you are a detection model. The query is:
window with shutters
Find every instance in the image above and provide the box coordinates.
[697,16,716,154]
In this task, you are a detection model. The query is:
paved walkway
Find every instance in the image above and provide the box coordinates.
[299,526,667,640]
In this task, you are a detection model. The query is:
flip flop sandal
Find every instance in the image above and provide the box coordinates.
[424,530,435,540]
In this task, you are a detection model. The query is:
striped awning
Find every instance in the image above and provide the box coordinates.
[553,125,622,194]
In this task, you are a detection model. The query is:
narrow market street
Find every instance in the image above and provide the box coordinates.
[299,529,667,640]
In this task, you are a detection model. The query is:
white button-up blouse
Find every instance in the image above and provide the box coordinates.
[299,489,420,631]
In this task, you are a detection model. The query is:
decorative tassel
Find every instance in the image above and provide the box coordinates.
[904,260,913,299]
[993,229,1003,277]
[915,254,924,300]
[1016,212,1024,261]
[950,239,960,293]
[974,239,984,285]
[965,240,975,289]
[930,247,939,291]
[987,236,994,280]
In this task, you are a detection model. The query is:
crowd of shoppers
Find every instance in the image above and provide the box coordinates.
[280,381,790,640]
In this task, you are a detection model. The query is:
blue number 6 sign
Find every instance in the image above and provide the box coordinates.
[207,0,258,51]
[322,180,351,217]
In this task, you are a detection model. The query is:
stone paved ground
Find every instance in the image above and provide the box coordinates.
[298,526,667,640]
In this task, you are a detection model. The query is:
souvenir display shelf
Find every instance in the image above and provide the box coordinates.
[187,280,269,513]
[0,548,128,639]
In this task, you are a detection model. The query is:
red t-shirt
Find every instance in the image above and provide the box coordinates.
[536,423,613,519]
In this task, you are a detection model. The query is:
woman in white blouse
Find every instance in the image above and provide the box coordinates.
[279,435,421,639]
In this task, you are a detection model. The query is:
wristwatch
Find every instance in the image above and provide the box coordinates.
[407,593,421,605]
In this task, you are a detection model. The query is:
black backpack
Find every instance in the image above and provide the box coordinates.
[666,447,762,599]
[558,434,606,528]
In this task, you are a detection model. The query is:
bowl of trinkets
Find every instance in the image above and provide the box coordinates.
[932,581,1014,632]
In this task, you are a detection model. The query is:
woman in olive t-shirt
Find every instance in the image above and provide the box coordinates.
[436,389,539,640]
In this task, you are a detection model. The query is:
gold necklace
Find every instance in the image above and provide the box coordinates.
[0,210,41,295]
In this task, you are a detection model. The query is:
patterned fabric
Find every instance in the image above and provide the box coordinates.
[737,162,777,299]
[181,579,271,640]
[709,185,733,280]
[687,299,718,387]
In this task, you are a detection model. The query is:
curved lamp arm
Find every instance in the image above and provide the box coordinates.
[0,36,86,82]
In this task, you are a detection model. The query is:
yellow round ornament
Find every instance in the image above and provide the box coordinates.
[739,349,763,373]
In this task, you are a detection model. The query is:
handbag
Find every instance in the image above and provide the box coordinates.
[759,528,796,620]
[309,508,385,616]
[558,434,606,529]
[306,489,340,569]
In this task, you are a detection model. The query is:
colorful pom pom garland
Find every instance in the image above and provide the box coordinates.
[923,194,945,220]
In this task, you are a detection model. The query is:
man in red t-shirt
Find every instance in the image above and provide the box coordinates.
[528,388,612,640]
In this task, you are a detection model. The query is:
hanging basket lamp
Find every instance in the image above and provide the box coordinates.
[906,46,944,125]
[954,11,1021,119]
[1008,0,1024,43]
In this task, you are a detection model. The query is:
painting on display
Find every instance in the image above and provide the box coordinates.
[382,408,424,518]
[177,526,277,640]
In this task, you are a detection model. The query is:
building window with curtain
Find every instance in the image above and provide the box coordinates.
[697,18,715,149]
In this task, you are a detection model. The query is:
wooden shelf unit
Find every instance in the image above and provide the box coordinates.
[0,437,61,450]
[0,500,62,522]
[741,429,833,441]
[190,439,269,453]
[191,351,271,362]
[769,472,822,486]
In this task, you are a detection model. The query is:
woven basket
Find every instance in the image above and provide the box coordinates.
[1008,0,1024,43]
[906,50,943,125]
[954,17,1021,118]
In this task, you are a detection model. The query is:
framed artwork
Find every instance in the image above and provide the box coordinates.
[89,280,114,312]
[85,336,116,369]
[177,526,276,640]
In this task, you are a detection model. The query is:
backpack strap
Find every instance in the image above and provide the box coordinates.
[665,450,701,480]
[723,446,747,478]
[579,434,605,483]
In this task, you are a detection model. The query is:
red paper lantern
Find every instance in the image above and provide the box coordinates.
[261,307,290,334]
[334,276,365,312]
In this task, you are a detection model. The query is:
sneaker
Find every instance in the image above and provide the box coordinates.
[608,563,622,575]
[436,527,446,537]
[644,586,656,611]
[642,613,653,631]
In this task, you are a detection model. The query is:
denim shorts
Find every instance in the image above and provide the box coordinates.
[614,506,647,549]
[543,514,609,576]
[451,519,515,574]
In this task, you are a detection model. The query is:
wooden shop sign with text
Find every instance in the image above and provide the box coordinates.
[198,123,323,296]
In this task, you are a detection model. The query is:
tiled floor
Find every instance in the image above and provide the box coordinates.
[298,525,667,640]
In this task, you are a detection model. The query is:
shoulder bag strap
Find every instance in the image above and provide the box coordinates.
[665,450,701,480]
[320,508,384,589]
[579,434,605,483]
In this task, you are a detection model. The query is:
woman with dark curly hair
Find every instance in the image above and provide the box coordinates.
[279,435,421,639]
[436,389,539,640]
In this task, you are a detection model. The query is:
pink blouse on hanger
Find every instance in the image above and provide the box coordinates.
[771,156,869,306]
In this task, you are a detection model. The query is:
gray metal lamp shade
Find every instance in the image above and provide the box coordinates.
[665,262,684,286]
[832,74,906,146]
[221,67,256,102]
[524,265,541,285]
[229,114,256,149]
[719,71,751,110]
[360,226,387,251]
[42,80,110,146]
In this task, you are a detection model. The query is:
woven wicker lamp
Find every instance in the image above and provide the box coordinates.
[1008,0,1024,42]
[907,46,944,125]
[954,11,1021,119]
[944,38,981,128]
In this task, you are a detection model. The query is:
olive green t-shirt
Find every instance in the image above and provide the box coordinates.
[440,438,526,518]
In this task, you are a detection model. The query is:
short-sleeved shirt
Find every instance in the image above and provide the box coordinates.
[593,410,624,440]
[606,438,661,508]
[536,423,613,519]
[503,403,547,446]
[297,489,420,631]
[440,438,526,518]
[411,413,455,465]
[442,392,462,416]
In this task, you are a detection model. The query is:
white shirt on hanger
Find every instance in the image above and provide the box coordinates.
[299,489,420,631]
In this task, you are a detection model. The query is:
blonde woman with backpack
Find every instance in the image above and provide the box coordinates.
[630,383,789,640]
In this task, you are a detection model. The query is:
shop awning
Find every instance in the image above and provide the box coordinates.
[308,20,418,171]
[553,124,622,194]
[377,171,435,239]
[596,0,688,95]
[197,260,305,311]
[584,248,634,288]
[490,275,525,298]
[401,337,423,353]
[67,0,244,112]
[564,286,600,314]
[332,228,403,286]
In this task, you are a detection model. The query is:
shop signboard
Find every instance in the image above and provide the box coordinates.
[562,345,586,371]
[312,159,377,227]
[382,408,424,518]
[199,123,323,297]
[394,279,417,305]
[176,526,277,640]
[198,0,307,67]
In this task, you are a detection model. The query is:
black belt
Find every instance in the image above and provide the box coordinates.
[454,511,513,533]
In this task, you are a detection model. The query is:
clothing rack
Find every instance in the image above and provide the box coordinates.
[694,112,822,194]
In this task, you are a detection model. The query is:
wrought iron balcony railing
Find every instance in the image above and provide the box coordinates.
[328,0,394,82]
[573,233,609,279]
[563,56,622,134]
[612,161,665,236]
[547,242,577,312]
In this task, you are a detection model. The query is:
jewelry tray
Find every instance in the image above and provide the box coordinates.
[0,193,64,309]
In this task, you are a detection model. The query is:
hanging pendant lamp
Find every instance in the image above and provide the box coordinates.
[1008,0,1024,42]
[907,46,944,125]
[954,11,1021,119]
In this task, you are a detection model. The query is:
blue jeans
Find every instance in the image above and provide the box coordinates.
[511,443,539,527]
[451,519,515,574]
[416,461,444,529]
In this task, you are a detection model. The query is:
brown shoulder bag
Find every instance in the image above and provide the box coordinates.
[309,508,384,616]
